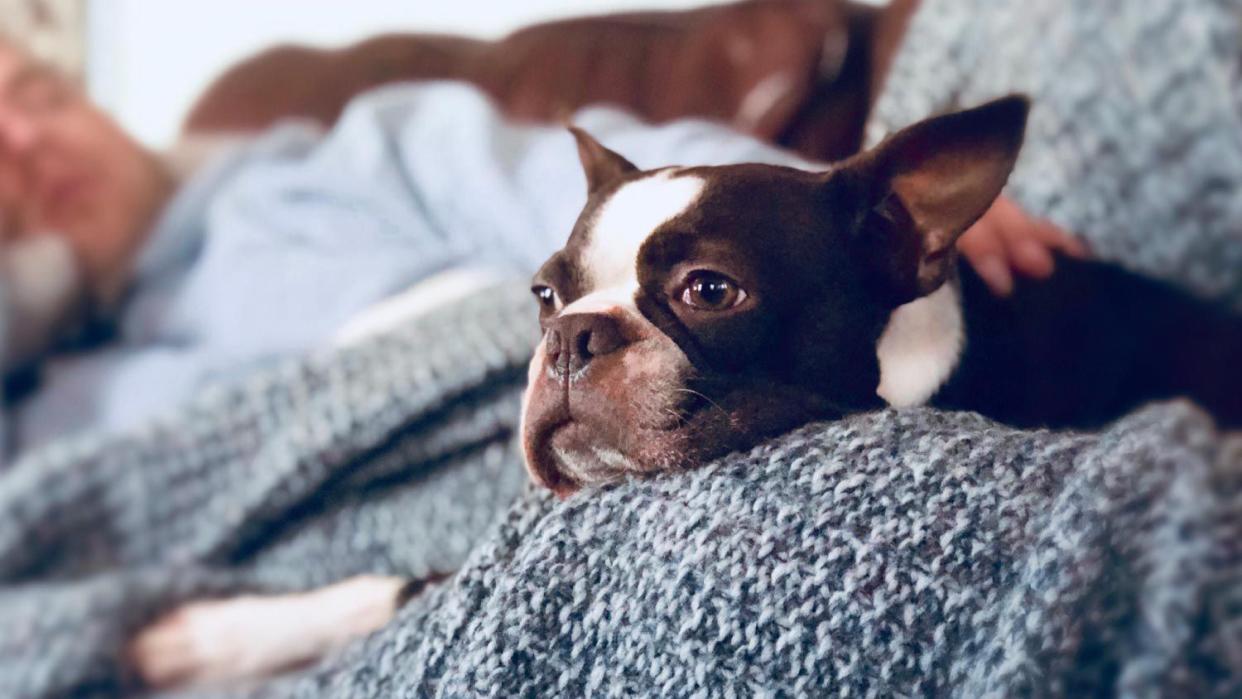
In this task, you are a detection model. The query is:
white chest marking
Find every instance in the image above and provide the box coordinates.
[876,284,965,407]
[582,172,705,291]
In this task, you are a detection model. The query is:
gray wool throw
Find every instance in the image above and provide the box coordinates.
[1,283,1239,699]
[0,289,537,699]
[3,1,1242,697]
[868,0,1242,310]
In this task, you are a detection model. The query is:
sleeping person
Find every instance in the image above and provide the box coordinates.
[0,36,1081,460]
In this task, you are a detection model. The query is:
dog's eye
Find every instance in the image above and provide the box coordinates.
[531,285,562,313]
[680,272,746,311]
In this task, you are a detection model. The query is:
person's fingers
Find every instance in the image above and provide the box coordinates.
[989,198,1058,280]
[996,210,1055,279]
[994,196,1090,260]
[972,254,1015,296]
[1006,236,1056,279]
[956,196,1091,297]
[958,214,1014,296]
[993,197,1083,279]
[958,198,1011,259]
[1031,217,1091,259]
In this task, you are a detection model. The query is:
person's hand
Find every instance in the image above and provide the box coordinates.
[957,196,1090,296]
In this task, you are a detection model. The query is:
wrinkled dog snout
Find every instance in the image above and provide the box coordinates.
[544,313,628,378]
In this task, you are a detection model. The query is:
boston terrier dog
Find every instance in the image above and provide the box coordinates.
[521,94,1241,494]
[129,96,1242,688]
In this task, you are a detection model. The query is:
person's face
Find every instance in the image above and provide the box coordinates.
[0,41,171,298]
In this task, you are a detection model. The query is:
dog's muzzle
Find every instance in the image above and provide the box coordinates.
[520,307,693,496]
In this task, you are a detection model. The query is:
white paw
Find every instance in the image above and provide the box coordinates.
[128,576,406,690]
[128,597,302,689]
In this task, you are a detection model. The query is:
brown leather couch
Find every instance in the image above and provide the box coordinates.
[184,0,917,163]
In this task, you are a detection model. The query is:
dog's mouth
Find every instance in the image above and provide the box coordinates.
[525,417,586,496]
[517,318,776,497]
[521,365,854,498]
[535,420,623,495]
[524,407,659,497]
[521,379,719,497]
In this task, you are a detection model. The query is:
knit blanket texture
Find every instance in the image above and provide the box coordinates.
[1,282,1239,698]
[4,0,1242,696]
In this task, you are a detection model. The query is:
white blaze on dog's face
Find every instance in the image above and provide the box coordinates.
[521,146,708,494]
[579,172,705,293]
[523,101,1028,495]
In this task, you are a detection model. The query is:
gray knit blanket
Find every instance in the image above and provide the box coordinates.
[868,0,1242,310]
[0,288,536,699]
[1,281,1239,699]
[5,0,1242,696]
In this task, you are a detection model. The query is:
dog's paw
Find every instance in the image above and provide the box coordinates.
[127,576,407,690]
[128,597,299,689]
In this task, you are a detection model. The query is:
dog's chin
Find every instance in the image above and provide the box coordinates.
[520,355,838,497]
[522,384,849,498]
[523,418,657,497]
[521,402,698,498]
[533,421,625,496]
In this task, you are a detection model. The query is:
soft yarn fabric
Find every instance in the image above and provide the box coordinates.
[3,1,1242,695]
[867,0,1242,309]
[1,283,1239,698]
[0,287,535,699]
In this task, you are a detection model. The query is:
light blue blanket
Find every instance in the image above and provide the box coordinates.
[6,82,815,457]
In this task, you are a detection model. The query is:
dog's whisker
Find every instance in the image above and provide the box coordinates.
[673,388,734,427]
[661,406,689,428]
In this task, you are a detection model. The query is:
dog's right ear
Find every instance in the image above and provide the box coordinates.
[569,127,638,195]
[830,96,1029,305]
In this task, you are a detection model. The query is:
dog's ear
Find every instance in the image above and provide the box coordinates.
[832,95,1029,305]
[569,127,638,195]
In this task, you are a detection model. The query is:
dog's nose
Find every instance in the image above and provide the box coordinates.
[545,313,628,376]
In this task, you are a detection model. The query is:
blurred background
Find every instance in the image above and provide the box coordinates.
[5,0,886,147]
[0,0,915,459]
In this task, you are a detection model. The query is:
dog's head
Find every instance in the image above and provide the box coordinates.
[521,96,1029,495]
